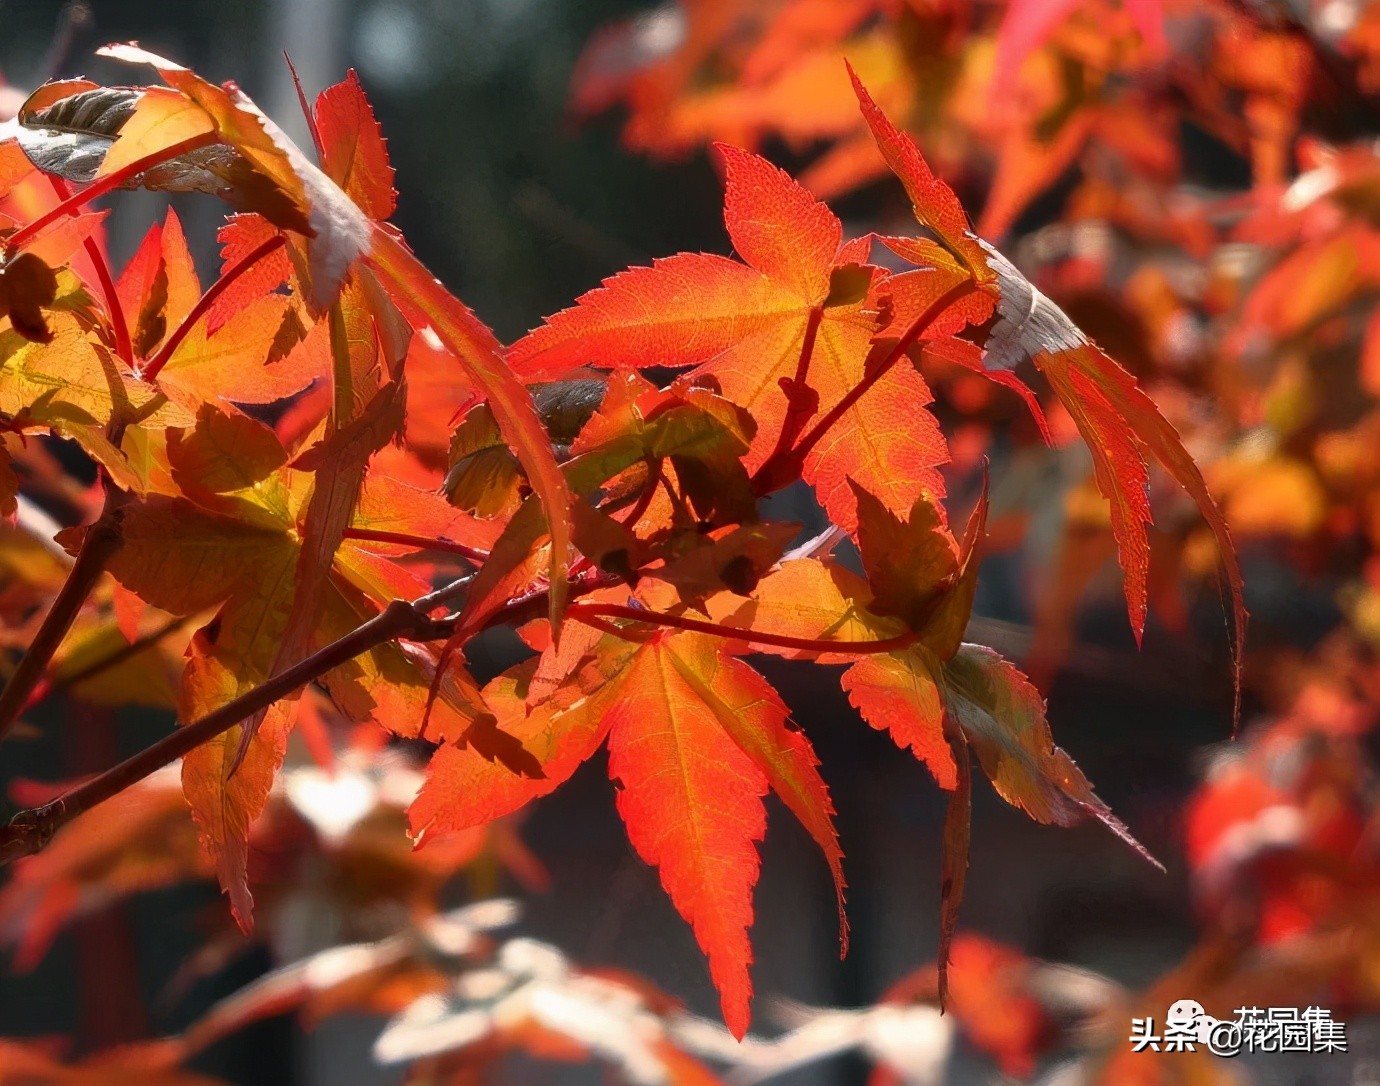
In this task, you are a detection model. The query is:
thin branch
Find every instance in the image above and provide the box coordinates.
[0,501,848,863]
[0,578,471,866]
[23,612,196,712]
[0,488,128,742]
[474,566,623,636]
[139,234,288,381]
[341,527,489,566]
[0,518,872,862]
[0,311,154,741]
[567,601,915,656]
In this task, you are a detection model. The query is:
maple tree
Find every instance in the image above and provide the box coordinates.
[24,0,1380,1080]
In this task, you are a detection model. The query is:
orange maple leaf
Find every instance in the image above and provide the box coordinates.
[849,64,1246,712]
[509,141,952,535]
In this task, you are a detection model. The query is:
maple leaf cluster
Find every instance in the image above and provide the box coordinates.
[0,12,1249,1069]
[571,0,1380,667]
[558,2,1380,1081]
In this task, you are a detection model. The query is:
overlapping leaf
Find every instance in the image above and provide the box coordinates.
[704,480,1149,994]
[4,51,574,630]
[87,408,499,923]
[0,304,191,490]
[0,42,1259,1055]
[848,68,1246,706]
[508,142,951,535]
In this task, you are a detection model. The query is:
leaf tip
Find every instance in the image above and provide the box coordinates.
[722,988,752,1043]
[228,887,256,935]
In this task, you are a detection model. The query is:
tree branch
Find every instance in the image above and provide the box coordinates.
[0,579,467,866]
[0,277,976,863]
[567,600,915,656]
[0,487,129,742]
[23,611,196,712]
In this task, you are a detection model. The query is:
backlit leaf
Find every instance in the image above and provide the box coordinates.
[116,207,202,359]
[656,633,846,949]
[409,657,622,844]
[851,70,1246,711]
[851,484,958,633]
[707,557,898,662]
[509,141,947,533]
[179,637,295,929]
[605,634,769,1039]
[367,227,575,632]
[314,69,396,222]
[842,646,956,790]
[941,643,1156,866]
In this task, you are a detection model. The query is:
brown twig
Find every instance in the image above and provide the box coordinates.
[567,600,916,656]
[23,611,196,712]
[0,277,978,862]
[0,565,619,865]
[0,581,466,866]
[0,487,129,741]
